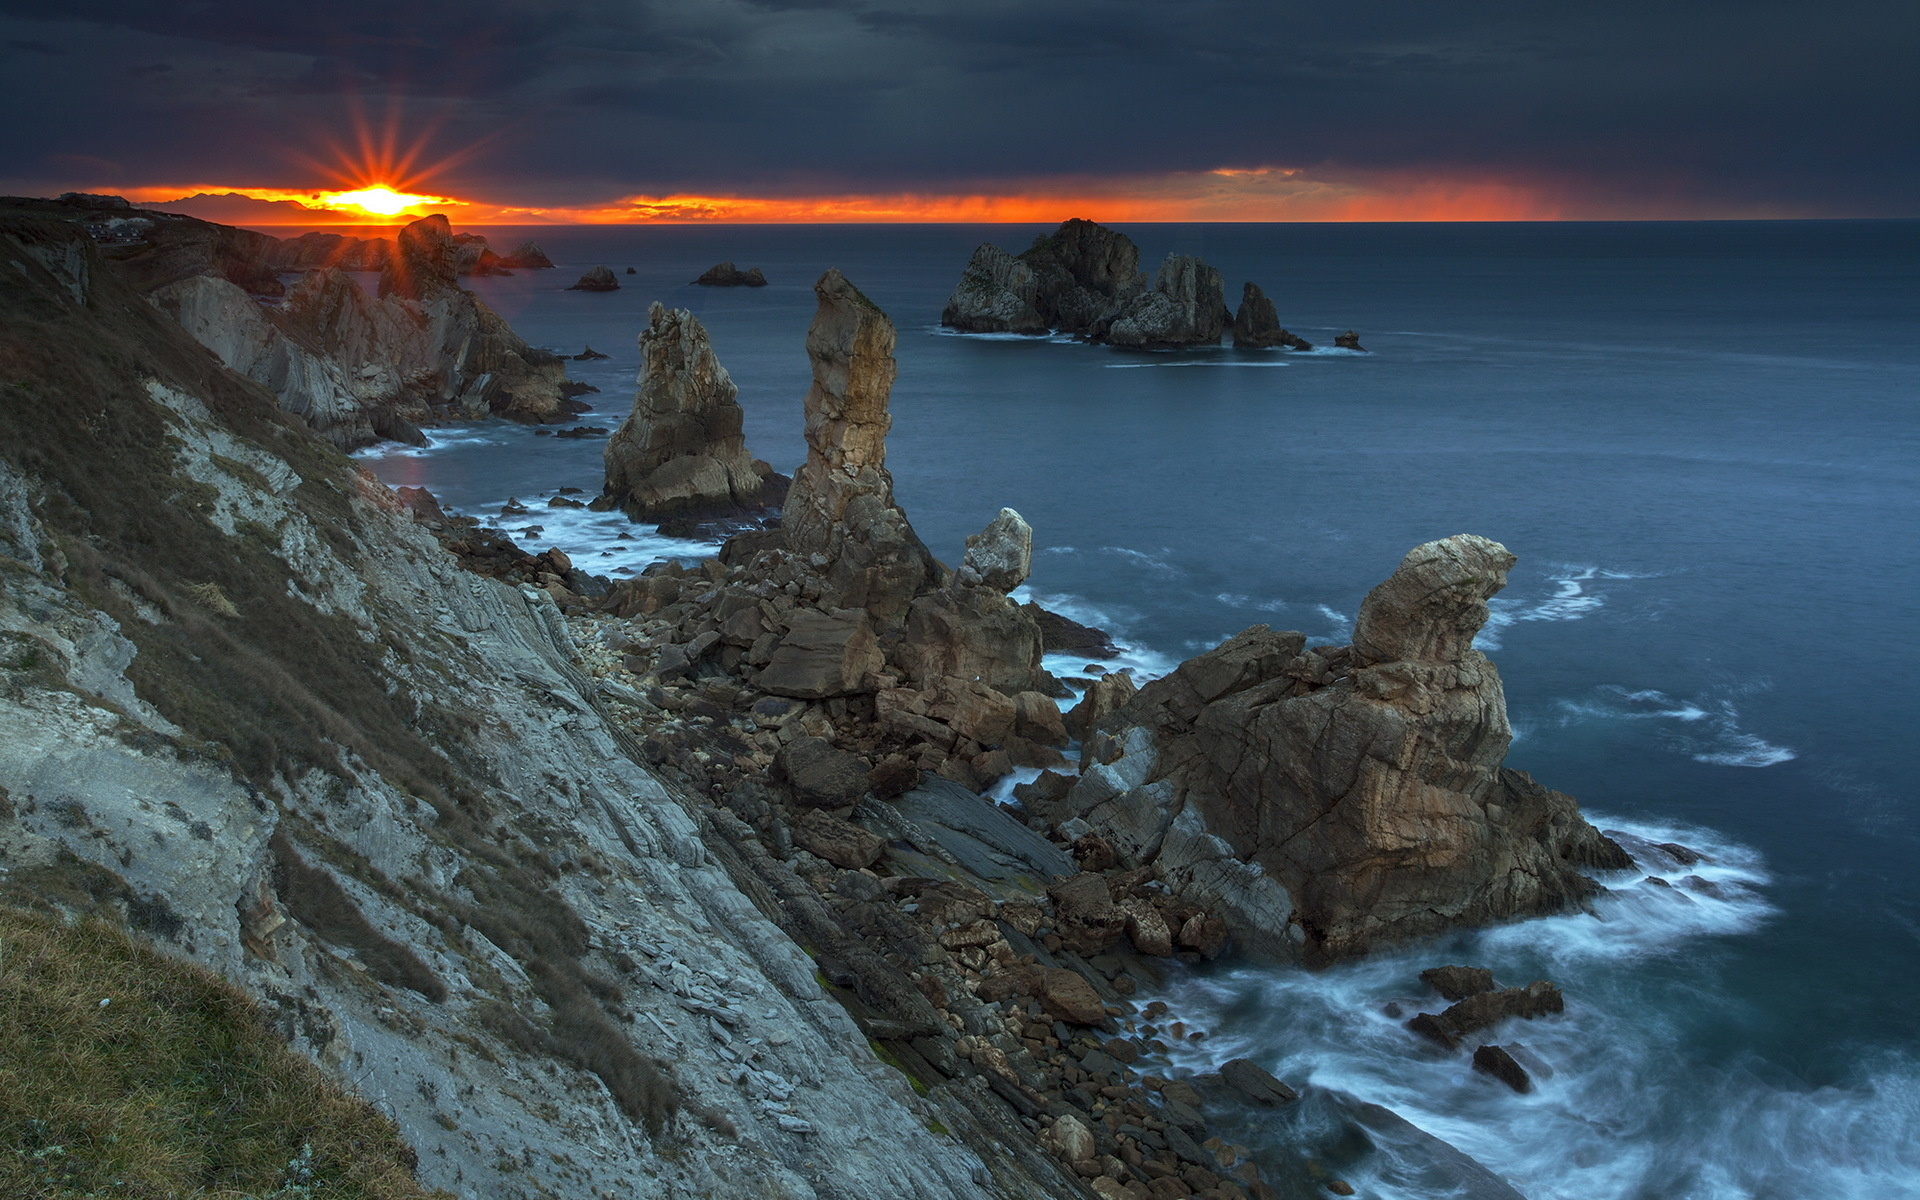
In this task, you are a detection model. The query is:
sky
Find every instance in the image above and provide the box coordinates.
[0,0,1914,222]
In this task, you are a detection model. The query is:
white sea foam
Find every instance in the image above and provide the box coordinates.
[351,426,509,461]
[1136,817,1920,1200]
[1103,360,1291,369]
[1478,563,1652,649]
[451,488,723,576]
[924,325,1052,341]
[1556,686,1796,768]
[1013,586,1181,685]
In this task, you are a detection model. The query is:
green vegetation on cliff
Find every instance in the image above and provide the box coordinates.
[0,905,443,1199]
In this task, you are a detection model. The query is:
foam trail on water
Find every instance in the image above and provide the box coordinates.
[1013,586,1181,686]
[1103,360,1291,369]
[1138,816,1920,1200]
[1479,563,1651,649]
[352,425,509,460]
[1556,685,1796,768]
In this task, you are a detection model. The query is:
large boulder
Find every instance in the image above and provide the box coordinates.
[780,270,939,622]
[1232,281,1312,350]
[1099,254,1230,349]
[1070,535,1632,962]
[940,244,1046,334]
[601,303,786,522]
[959,508,1032,592]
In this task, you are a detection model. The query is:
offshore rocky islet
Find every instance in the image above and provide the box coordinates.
[0,198,1636,1199]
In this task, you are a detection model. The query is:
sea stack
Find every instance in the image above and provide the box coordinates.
[568,265,620,291]
[1099,253,1231,349]
[780,269,939,621]
[693,261,769,287]
[1232,281,1313,350]
[1061,534,1632,962]
[602,303,785,522]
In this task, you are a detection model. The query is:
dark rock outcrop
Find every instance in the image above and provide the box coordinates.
[601,302,785,522]
[1335,330,1367,351]
[1408,981,1565,1050]
[1421,965,1496,1001]
[940,218,1144,336]
[568,265,620,291]
[1100,254,1230,349]
[1063,534,1632,962]
[497,241,554,269]
[1232,282,1313,350]
[940,244,1047,334]
[693,261,768,287]
[1472,1045,1533,1093]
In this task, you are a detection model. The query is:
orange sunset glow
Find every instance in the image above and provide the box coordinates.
[126,165,1574,226]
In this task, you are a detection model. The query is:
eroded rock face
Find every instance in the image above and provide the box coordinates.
[1020,218,1144,333]
[940,244,1047,334]
[1070,534,1631,962]
[781,269,939,622]
[694,261,768,287]
[378,213,459,301]
[602,303,785,521]
[1101,254,1230,349]
[1232,281,1313,350]
[569,265,620,291]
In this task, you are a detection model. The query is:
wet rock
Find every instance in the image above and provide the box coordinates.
[693,261,768,287]
[1023,603,1122,659]
[1408,981,1565,1049]
[1218,1058,1298,1107]
[1231,281,1313,350]
[1471,1044,1533,1094]
[601,303,786,521]
[1420,965,1496,1002]
[1334,330,1366,351]
[568,265,620,291]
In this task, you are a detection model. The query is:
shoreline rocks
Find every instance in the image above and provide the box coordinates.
[1232,281,1313,350]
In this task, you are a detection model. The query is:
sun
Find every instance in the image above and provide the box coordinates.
[313,185,452,220]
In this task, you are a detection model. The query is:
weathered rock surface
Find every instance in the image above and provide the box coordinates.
[1336,329,1367,351]
[568,265,620,291]
[693,261,768,287]
[601,302,785,522]
[781,269,939,621]
[1421,965,1497,1001]
[496,240,554,269]
[959,507,1033,592]
[1408,981,1566,1050]
[1232,281,1313,350]
[940,243,1047,334]
[1472,1044,1534,1093]
[153,213,571,449]
[1068,534,1632,962]
[1100,254,1230,349]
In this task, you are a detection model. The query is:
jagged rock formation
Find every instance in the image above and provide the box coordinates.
[602,303,786,522]
[693,261,768,287]
[497,240,554,269]
[1232,281,1313,350]
[1336,329,1368,351]
[940,244,1047,334]
[149,213,570,449]
[569,265,620,291]
[1063,534,1632,962]
[0,217,1088,1200]
[1100,254,1230,349]
[941,218,1144,336]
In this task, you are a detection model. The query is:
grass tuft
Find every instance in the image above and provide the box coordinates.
[0,905,446,1199]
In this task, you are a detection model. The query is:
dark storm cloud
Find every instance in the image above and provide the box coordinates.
[0,0,1913,214]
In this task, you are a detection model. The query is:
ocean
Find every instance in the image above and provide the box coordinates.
[351,220,1920,1199]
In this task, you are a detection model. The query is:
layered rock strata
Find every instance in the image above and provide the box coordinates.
[1061,534,1632,962]
[148,212,570,448]
[602,302,786,522]
[1232,281,1313,350]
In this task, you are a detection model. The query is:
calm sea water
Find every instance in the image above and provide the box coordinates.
[351,221,1920,1199]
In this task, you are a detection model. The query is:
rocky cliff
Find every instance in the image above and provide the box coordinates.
[0,219,1068,1200]
[150,213,572,449]
[1232,281,1312,350]
[602,302,786,522]
[940,218,1144,338]
[1059,535,1632,963]
[1099,254,1231,350]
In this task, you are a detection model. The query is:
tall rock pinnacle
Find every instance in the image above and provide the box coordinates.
[781,269,936,621]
